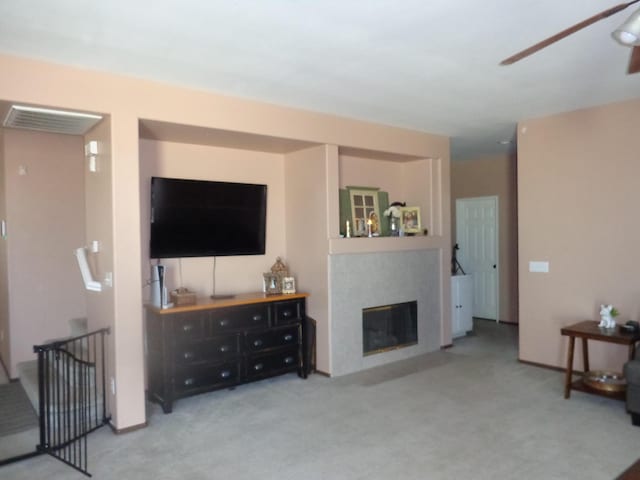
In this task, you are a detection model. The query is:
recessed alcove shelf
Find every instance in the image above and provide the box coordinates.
[137,116,450,377]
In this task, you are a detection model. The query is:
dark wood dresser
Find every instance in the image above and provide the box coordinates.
[145,292,309,413]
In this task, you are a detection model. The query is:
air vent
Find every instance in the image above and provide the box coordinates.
[3,105,102,135]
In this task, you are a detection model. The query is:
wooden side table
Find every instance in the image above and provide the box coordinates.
[561,321,640,400]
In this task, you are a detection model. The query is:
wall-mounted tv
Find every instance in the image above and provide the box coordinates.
[150,177,267,258]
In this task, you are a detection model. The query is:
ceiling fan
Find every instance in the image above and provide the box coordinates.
[500,1,640,74]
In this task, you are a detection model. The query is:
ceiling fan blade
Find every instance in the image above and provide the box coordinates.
[500,0,640,65]
[629,46,640,73]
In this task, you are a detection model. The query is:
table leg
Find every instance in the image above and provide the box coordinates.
[629,343,636,361]
[564,336,575,399]
[582,338,589,372]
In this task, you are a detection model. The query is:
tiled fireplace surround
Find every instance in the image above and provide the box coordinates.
[329,249,441,376]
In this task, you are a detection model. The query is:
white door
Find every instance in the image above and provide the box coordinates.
[455,197,499,321]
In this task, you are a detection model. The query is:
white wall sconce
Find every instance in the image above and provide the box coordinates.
[85,140,99,173]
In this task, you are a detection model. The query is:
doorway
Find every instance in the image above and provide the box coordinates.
[455,196,499,321]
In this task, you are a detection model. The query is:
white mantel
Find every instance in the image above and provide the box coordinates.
[328,234,442,255]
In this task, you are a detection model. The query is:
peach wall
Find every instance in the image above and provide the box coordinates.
[451,154,518,323]
[339,156,405,198]
[0,54,448,160]
[4,129,87,377]
[438,157,452,345]
[402,159,435,235]
[84,119,117,418]
[109,113,145,429]
[0,130,8,371]
[518,99,640,370]
[139,139,287,297]
[284,145,332,372]
[0,53,449,428]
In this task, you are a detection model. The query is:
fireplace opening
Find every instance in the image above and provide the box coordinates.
[363,301,417,356]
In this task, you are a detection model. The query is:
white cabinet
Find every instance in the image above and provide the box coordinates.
[451,275,473,338]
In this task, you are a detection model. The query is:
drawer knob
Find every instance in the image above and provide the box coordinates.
[282,310,292,318]
[284,356,294,365]
[253,339,263,347]
[252,314,263,322]
[220,370,231,379]
[253,363,264,371]
[219,345,230,353]
[183,351,194,360]
[182,324,193,333]
[184,378,194,386]
[283,334,293,342]
[219,319,229,327]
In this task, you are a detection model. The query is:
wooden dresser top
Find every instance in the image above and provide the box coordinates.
[146,291,309,315]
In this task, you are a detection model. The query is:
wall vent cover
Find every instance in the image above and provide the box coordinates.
[3,105,102,135]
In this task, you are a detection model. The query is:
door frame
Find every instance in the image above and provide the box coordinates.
[455,195,500,323]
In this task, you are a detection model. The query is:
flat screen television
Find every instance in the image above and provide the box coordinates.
[150,176,267,258]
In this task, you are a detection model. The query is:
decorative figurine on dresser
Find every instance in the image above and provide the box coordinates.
[263,257,296,295]
[145,291,310,413]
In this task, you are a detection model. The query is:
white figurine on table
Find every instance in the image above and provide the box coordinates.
[598,304,617,329]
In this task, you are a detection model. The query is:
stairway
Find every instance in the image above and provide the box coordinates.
[15,361,39,417]
[15,318,103,426]
[4,320,110,476]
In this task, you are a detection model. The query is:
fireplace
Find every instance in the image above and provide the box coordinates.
[363,301,418,356]
[329,250,441,376]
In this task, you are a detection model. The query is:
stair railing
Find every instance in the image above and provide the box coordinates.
[33,327,111,477]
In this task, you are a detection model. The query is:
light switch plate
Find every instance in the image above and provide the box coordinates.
[529,261,549,273]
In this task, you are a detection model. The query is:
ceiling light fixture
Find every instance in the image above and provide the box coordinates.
[612,8,640,46]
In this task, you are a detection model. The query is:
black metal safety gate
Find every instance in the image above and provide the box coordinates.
[34,328,111,477]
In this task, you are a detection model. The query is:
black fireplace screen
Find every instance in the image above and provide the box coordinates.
[362,301,417,356]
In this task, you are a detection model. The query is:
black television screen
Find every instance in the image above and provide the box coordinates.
[150,177,267,258]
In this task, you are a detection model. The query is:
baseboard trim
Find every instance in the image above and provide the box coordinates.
[499,320,519,326]
[441,344,453,350]
[109,420,148,434]
[474,317,518,326]
[314,369,330,377]
[518,358,565,373]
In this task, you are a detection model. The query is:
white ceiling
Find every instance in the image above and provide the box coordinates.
[1,0,639,160]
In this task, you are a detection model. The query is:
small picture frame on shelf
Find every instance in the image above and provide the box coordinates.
[263,273,281,295]
[282,276,296,294]
[400,206,421,234]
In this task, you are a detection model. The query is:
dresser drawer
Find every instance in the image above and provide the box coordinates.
[174,335,240,365]
[244,325,300,353]
[176,362,240,393]
[174,314,205,340]
[273,300,304,325]
[245,347,299,379]
[208,304,269,333]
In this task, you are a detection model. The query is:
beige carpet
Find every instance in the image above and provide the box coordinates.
[1,320,638,480]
